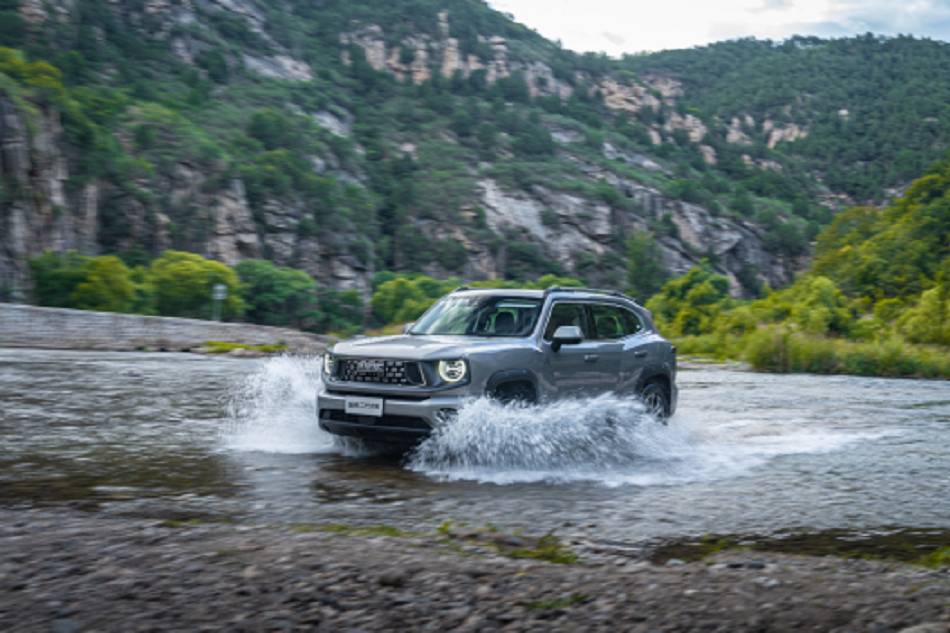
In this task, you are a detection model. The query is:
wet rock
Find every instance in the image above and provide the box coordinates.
[898,625,950,633]
[50,619,81,633]
[754,576,781,588]
[377,569,407,588]
[488,534,528,548]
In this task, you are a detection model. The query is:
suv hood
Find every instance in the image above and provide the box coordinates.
[330,334,529,360]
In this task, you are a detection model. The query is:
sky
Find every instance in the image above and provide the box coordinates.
[488,0,950,55]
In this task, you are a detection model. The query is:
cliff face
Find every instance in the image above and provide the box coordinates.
[5,0,929,302]
[0,90,789,300]
[0,96,80,299]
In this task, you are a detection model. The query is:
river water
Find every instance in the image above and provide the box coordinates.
[1,348,948,544]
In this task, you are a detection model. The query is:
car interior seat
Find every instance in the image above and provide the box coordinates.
[595,315,622,338]
[493,311,516,335]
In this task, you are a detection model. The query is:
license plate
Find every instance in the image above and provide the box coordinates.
[344,396,384,417]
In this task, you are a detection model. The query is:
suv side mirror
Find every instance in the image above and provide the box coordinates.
[403,322,415,334]
[551,325,583,352]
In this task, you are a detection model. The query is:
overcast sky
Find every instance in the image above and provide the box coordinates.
[488,0,950,55]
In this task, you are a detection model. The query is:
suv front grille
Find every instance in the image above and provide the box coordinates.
[336,358,425,386]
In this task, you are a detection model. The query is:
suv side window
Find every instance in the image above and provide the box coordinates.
[590,303,643,339]
[543,302,589,341]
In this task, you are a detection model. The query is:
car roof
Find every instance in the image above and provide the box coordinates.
[451,288,546,299]
[452,287,639,305]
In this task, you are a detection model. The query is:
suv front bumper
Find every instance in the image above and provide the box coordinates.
[317,388,463,443]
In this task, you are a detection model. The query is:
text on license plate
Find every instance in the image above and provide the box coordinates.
[344,396,384,417]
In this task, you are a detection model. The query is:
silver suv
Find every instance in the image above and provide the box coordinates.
[318,287,677,444]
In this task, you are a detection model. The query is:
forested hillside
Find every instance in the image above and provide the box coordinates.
[646,152,950,377]
[2,0,949,331]
[625,36,950,201]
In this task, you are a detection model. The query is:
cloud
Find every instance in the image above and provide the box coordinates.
[601,31,627,47]
[488,0,950,54]
[755,0,796,11]
[821,0,950,39]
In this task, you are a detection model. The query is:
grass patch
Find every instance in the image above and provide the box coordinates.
[201,340,288,354]
[158,517,226,528]
[915,546,950,568]
[525,593,589,610]
[438,522,579,564]
[650,528,950,567]
[649,535,740,563]
[672,328,950,379]
[503,534,579,565]
[159,518,206,528]
[289,522,415,538]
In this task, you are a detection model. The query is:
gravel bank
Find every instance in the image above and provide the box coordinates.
[1,509,947,632]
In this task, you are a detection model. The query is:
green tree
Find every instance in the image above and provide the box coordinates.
[787,276,852,336]
[71,255,135,312]
[898,284,949,345]
[235,259,317,327]
[147,251,243,319]
[371,277,427,325]
[29,251,90,307]
[247,108,298,150]
[315,288,364,335]
[626,231,669,302]
[646,263,730,336]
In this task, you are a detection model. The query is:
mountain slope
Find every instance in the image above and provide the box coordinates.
[1,0,948,306]
[625,35,950,201]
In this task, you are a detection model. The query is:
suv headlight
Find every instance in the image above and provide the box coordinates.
[323,353,336,378]
[437,359,467,383]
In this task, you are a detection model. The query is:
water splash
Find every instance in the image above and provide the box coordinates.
[407,393,892,486]
[222,355,346,454]
[407,395,701,485]
[222,357,892,485]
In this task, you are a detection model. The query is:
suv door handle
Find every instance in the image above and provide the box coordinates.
[584,354,599,363]
[633,350,648,358]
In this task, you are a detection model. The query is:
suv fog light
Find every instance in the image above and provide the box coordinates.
[437,359,467,383]
[435,408,458,425]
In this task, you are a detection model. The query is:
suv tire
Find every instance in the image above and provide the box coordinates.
[640,382,670,421]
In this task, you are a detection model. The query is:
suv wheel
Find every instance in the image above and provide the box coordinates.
[492,382,536,406]
[640,382,670,421]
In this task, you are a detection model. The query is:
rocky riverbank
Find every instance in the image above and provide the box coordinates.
[1,509,947,632]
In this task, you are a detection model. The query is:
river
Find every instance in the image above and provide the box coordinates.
[1,348,948,546]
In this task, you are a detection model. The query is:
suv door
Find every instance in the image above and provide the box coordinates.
[542,302,606,397]
[587,302,625,391]
[589,302,648,394]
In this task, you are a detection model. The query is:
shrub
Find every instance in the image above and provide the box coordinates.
[372,277,429,325]
[742,326,790,372]
[147,251,243,320]
[29,251,90,307]
[235,259,317,328]
[647,263,730,337]
[897,286,949,345]
[315,288,364,335]
[626,230,669,302]
[71,255,135,313]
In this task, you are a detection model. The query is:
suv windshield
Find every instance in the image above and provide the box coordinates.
[410,296,542,337]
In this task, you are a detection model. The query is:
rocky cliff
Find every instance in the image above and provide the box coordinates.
[3,0,943,303]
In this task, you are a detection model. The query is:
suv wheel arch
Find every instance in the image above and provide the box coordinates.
[487,369,538,404]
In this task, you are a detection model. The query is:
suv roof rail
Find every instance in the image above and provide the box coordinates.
[544,286,637,302]
[451,285,470,293]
